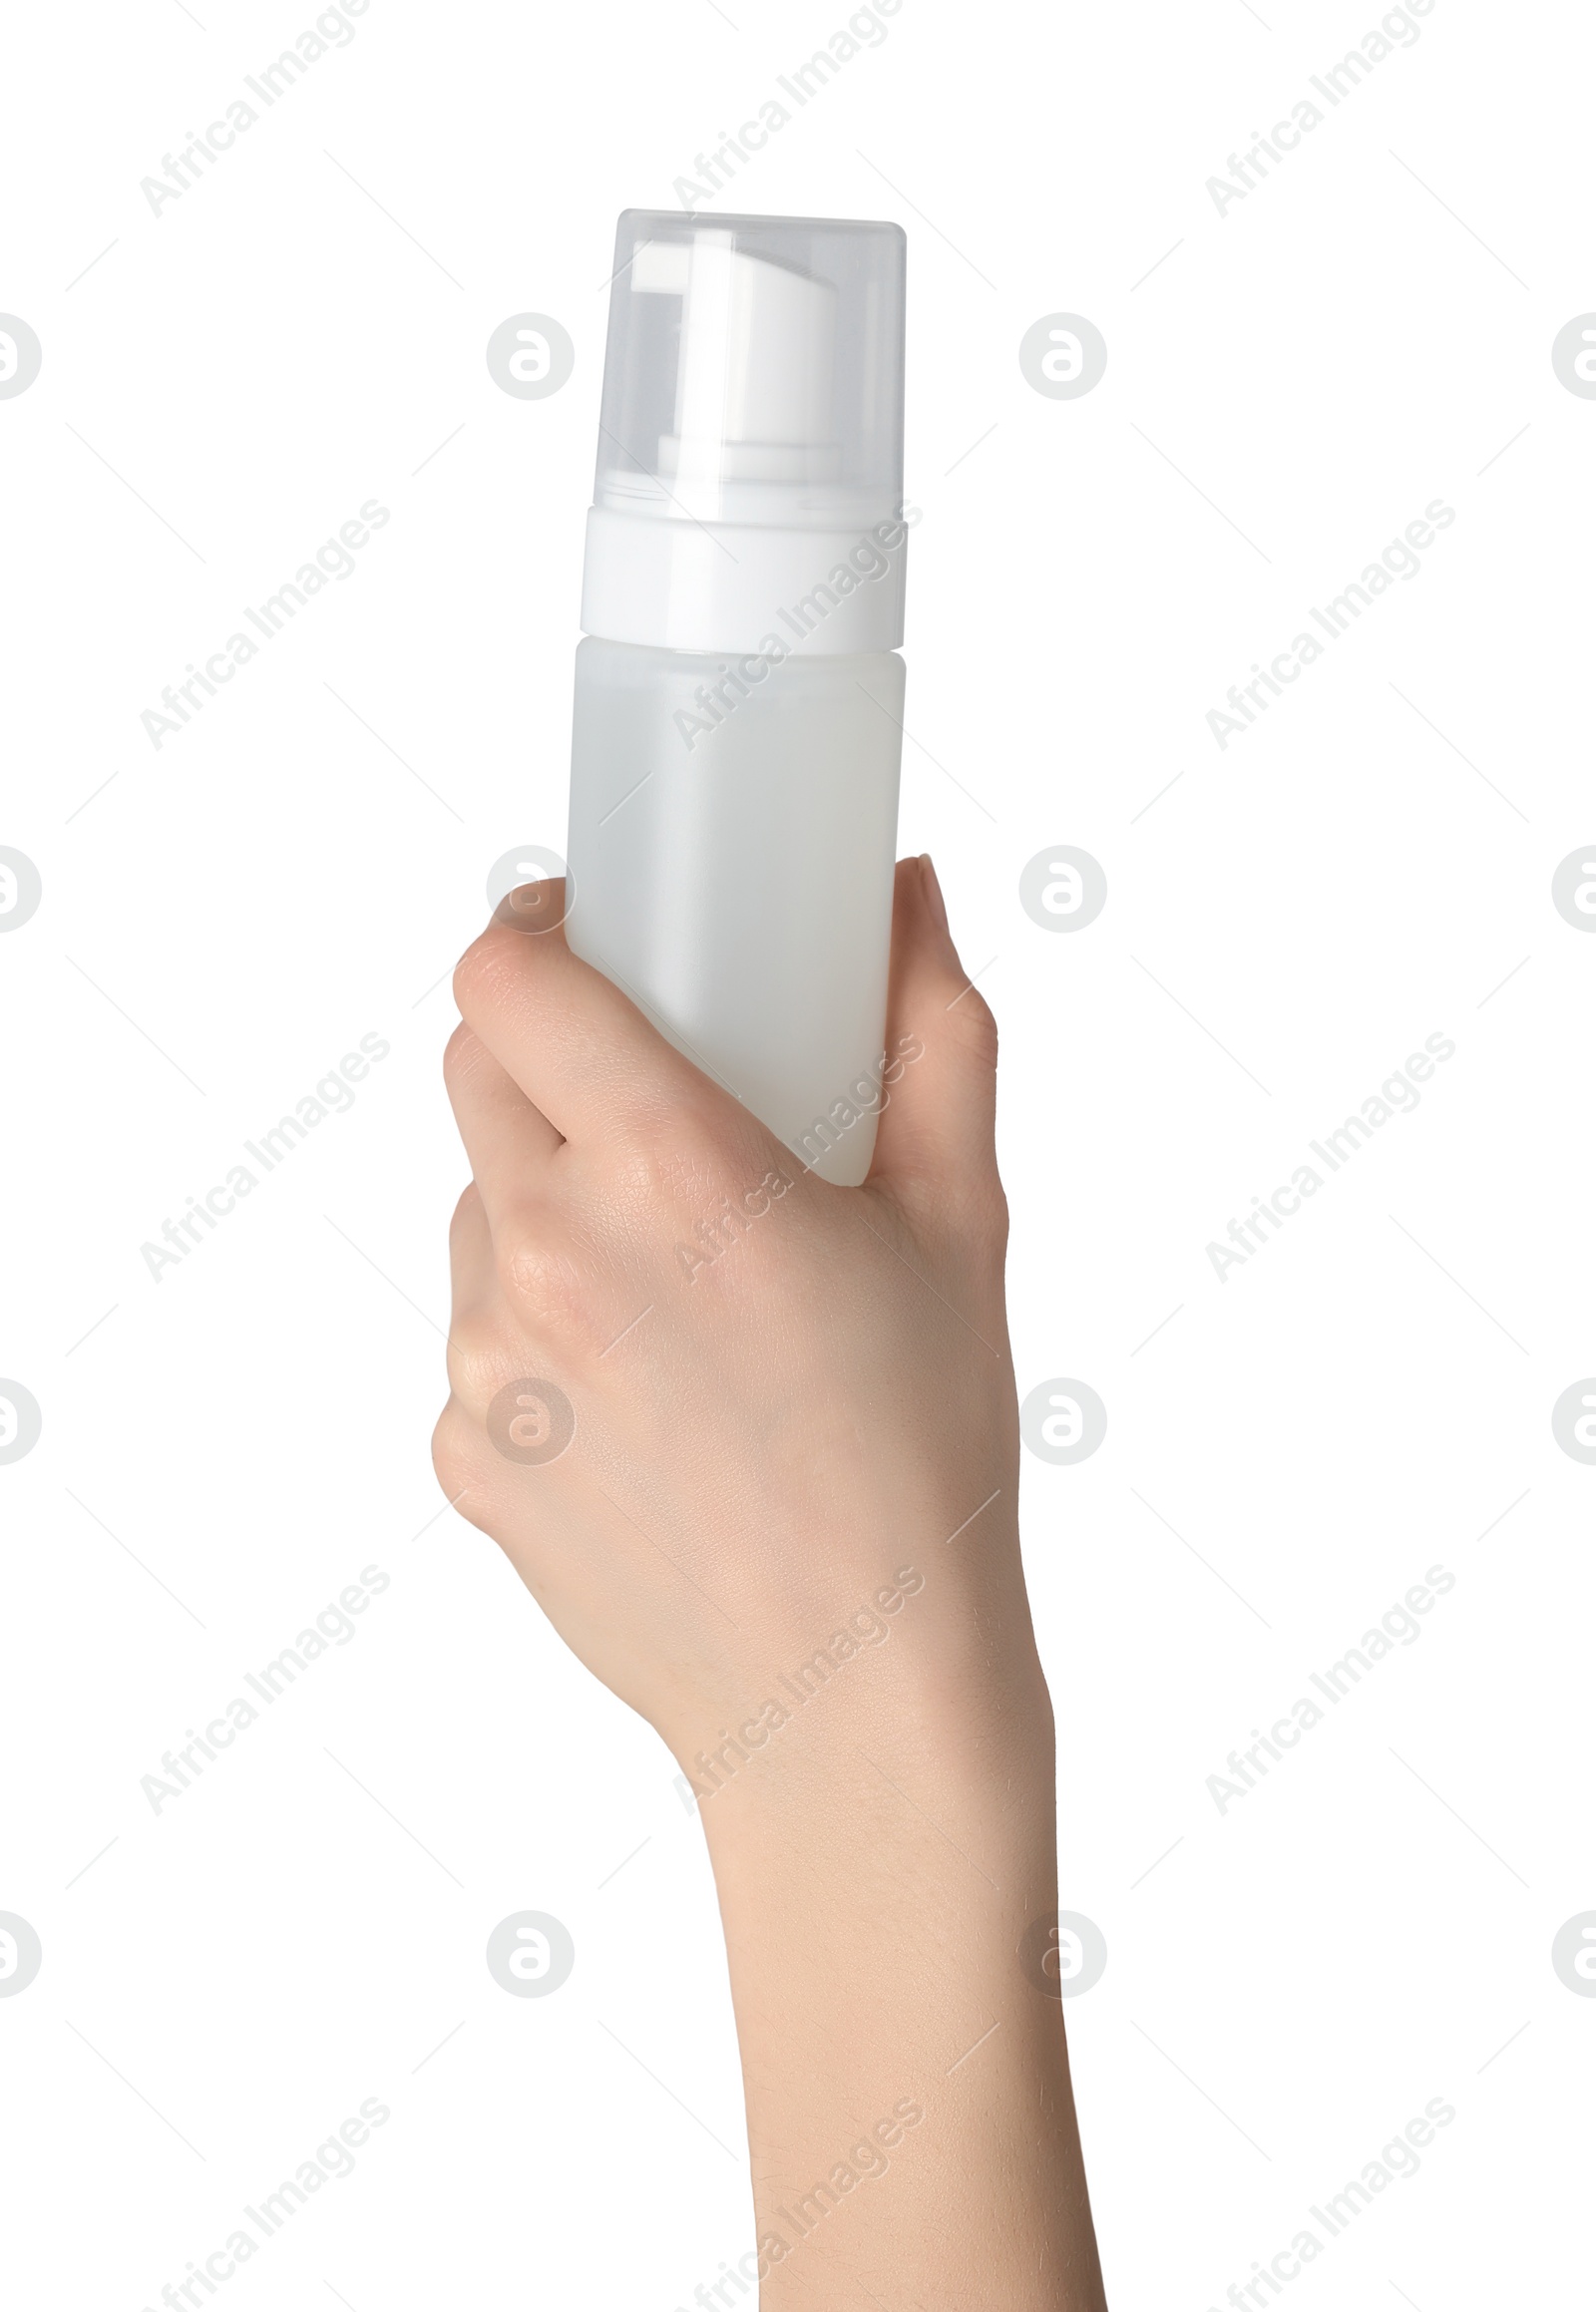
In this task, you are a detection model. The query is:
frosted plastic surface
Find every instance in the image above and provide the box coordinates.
[566,639,906,1185]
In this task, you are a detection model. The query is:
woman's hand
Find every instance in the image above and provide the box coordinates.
[433,854,1043,1793]
[433,854,1105,2311]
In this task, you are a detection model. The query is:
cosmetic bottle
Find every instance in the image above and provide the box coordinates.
[566,209,909,1186]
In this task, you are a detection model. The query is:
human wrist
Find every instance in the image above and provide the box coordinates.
[691,1693,1097,2312]
[680,1644,1056,1854]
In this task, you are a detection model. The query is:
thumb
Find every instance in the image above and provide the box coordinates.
[867,855,1002,1218]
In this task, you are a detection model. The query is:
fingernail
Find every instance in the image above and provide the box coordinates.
[919,853,949,937]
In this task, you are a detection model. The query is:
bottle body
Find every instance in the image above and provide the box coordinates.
[566,636,905,1185]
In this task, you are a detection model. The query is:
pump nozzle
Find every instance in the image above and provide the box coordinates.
[583,209,907,653]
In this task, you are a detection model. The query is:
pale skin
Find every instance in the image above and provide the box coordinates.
[434,855,1107,2311]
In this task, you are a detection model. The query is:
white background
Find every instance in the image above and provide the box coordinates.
[2,1,1592,2305]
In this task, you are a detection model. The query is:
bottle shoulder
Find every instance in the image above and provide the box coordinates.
[576,634,905,686]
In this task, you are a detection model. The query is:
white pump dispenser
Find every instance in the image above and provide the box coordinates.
[566,210,909,1186]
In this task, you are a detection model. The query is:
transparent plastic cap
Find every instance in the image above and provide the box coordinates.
[595,210,906,532]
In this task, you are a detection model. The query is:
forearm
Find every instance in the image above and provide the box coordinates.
[437,859,1105,2305]
[699,1674,1106,2311]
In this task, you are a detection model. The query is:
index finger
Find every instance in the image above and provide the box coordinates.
[453,882,728,1143]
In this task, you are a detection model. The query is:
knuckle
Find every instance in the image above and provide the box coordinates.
[430,1399,489,1524]
[601,1102,725,1208]
[494,1216,596,1346]
[452,923,523,1025]
[599,1130,684,1210]
[451,938,491,1021]
[442,1021,480,1096]
[449,1179,483,1246]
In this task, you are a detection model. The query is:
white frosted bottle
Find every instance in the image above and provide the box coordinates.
[566,212,909,1186]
